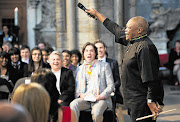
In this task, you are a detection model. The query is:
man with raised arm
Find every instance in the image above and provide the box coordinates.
[86,9,164,122]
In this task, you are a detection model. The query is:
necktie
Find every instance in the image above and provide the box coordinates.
[87,65,91,75]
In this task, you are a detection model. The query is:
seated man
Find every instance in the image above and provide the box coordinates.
[49,51,75,106]
[94,40,123,104]
[8,47,28,78]
[20,45,30,64]
[70,42,114,122]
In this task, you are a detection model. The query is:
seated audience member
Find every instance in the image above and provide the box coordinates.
[8,47,28,78]
[62,50,77,76]
[46,46,54,62]
[12,83,50,122]
[71,49,82,67]
[0,51,20,85]
[20,45,30,64]
[13,42,19,49]
[0,77,14,99]
[0,100,32,122]
[41,48,51,67]
[0,25,15,46]
[94,40,123,104]
[2,41,12,53]
[49,51,75,106]
[37,41,46,49]
[27,47,49,76]
[31,68,60,121]
[70,42,114,121]
[168,40,180,85]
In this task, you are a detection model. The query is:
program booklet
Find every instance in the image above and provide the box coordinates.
[84,93,96,102]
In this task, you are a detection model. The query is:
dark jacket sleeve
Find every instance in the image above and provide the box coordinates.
[103,18,128,46]
[60,68,75,105]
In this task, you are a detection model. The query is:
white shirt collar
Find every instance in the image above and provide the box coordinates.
[21,58,29,64]
[98,56,106,62]
[52,69,61,73]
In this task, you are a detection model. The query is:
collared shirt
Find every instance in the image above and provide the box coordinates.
[52,69,61,94]
[98,56,106,62]
[21,59,29,64]
[11,61,21,69]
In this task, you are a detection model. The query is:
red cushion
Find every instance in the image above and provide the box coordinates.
[159,54,168,67]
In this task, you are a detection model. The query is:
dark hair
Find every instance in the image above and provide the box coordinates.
[105,51,108,57]
[71,49,82,63]
[8,47,20,56]
[28,47,43,75]
[0,51,11,69]
[0,51,10,60]
[82,42,98,60]
[62,50,72,56]
[175,40,180,43]
[8,47,21,61]
[20,45,30,52]
[46,47,54,55]
[2,25,11,36]
[31,68,57,94]
[31,68,59,117]
[41,48,48,53]
[94,39,107,48]
[37,41,46,46]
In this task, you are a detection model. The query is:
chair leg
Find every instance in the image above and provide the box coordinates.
[115,103,124,122]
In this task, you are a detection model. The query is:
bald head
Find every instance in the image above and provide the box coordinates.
[0,101,32,122]
[130,16,149,34]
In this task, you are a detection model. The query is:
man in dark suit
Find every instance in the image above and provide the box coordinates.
[49,51,75,106]
[8,47,28,78]
[94,40,123,103]
[94,40,124,121]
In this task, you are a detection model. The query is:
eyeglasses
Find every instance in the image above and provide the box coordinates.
[32,53,41,56]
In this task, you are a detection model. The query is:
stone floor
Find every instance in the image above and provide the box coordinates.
[117,81,180,122]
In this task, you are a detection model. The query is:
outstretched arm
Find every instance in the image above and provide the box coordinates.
[85,8,106,23]
[86,8,127,45]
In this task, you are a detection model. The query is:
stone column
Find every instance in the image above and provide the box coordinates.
[27,1,37,49]
[88,0,99,42]
[56,0,66,51]
[129,0,137,18]
[66,0,76,50]
[114,0,125,65]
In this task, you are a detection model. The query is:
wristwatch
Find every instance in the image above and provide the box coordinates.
[147,99,153,103]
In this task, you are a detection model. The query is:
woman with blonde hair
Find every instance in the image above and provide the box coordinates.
[12,82,50,122]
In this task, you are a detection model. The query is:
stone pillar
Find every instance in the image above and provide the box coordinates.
[66,0,76,50]
[114,0,125,65]
[27,1,37,49]
[56,0,66,51]
[129,0,137,18]
[88,0,99,42]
